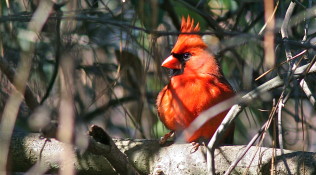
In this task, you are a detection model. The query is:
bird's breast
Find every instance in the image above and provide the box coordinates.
[157,74,234,132]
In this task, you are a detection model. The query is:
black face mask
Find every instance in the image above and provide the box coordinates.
[168,52,191,77]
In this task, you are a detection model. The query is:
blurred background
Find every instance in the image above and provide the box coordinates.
[0,0,316,156]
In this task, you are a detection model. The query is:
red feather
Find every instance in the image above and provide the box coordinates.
[157,16,235,143]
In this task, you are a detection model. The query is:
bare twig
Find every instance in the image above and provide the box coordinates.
[207,62,316,174]
[290,5,316,27]
[299,0,316,108]
[299,55,316,108]
[299,80,315,107]
[258,0,279,35]
[280,2,316,156]
[228,96,285,175]
[278,1,298,156]
[281,1,296,61]
[0,56,39,110]
[162,0,180,29]
[278,100,284,153]
[174,0,224,34]
[0,12,316,51]
[40,5,62,104]
[255,50,307,81]
[224,121,268,175]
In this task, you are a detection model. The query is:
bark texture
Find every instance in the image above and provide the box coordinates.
[9,132,316,174]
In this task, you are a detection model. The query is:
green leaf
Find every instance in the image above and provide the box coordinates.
[131,0,165,30]
[172,1,208,31]
[208,0,238,16]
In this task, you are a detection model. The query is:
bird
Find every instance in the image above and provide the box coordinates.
[156,16,235,149]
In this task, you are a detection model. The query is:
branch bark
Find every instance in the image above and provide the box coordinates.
[9,132,316,175]
[87,125,140,175]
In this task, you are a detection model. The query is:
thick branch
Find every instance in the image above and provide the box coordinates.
[9,132,316,175]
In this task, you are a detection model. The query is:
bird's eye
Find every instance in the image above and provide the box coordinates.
[171,52,191,63]
[183,53,191,61]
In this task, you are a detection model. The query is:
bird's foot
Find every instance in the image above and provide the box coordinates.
[190,142,200,153]
[190,141,206,153]
[159,131,175,145]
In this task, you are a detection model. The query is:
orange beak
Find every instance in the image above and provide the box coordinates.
[161,55,181,69]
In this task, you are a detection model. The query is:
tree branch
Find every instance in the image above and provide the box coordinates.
[207,62,316,173]
[9,132,316,175]
[0,56,39,111]
[87,125,140,175]
[0,13,316,50]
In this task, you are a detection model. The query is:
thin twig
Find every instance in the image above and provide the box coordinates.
[40,6,62,104]
[278,1,296,156]
[255,50,307,81]
[224,121,268,175]
[235,55,315,173]
[207,62,316,174]
[298,0,316,108]
[290,5,316,27]
[237,95,279,175]
[281,1,296,61]
[278,100,284,154]
[0,56,39,110]
[258,0,279,35]
[0,12,316,51]
[300,80,315,107]
[300,55,316,108]
[174,0,223,35]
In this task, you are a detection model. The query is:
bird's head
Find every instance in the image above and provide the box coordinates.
[162,16,219,77]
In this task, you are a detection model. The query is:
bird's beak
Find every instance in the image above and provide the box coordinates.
[161,55,181,69]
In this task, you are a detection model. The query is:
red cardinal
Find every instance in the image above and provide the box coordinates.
[156,16,235,146]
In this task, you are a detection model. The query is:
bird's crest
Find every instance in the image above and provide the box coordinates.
[180,16,200,33]
[171,16,206,54]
